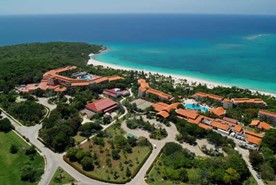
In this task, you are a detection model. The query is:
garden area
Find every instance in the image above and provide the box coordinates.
[0,131,44,185]
[147,142,256,185]
[64,123,152,183]
[49,167,75,185]
[126,116,168,140]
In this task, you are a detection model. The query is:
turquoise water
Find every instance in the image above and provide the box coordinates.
[185,104,209,112]
[0,14,276,94]
[94,34,276,94]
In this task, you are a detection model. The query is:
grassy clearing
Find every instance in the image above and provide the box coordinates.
[49,167,75,185]
[73,132,86,144]
[0,131,44,185]
[66,123,152,183]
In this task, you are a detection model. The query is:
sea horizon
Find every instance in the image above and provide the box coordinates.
[0,14,276,94]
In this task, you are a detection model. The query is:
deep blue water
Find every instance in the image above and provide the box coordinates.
[0,14,276,93]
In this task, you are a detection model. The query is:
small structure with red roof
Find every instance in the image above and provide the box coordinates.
[249,120,271,131]
[86,98,118,113]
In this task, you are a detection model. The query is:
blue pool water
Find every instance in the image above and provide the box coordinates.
[185,104,209,112]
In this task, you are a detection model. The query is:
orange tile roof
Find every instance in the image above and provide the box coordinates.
[176,108,198,120]
[223,117,238,124]
[210,107,226,117]
[108,76,124,82]
[258,122,271,131]
[192,92,223,101]
[92,76,109,84]
[223,98,232,103]
[188,116,203,124]
[245,130,264,138]
[152,102,169,112]
[71,82,90,86]
[259,110,276,118]
[215,118,236,127]
[234,125,243,133]
[233,98,266,104]
[198,123,212,130]
[164,103,179,112]
[249,120,260,126]
[211,121,230,131]
[246,135,262,145]
[157,111,170,118]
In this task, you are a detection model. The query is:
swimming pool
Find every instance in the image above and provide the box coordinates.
[185,104,209,112]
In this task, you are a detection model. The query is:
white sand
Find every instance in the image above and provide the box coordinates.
[87,53,276,97]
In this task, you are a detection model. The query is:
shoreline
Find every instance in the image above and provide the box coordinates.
[87,53,276,97]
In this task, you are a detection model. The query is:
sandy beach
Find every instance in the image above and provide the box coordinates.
[88,53,276,97]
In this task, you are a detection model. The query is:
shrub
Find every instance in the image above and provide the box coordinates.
[10,144,18,154]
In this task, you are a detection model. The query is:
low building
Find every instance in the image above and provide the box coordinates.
[232,98,267,108]
[86,98,118,113]
[103,88,122,98]
[137,79,173,101]
[258,110,276,123]
[249,120,271,131]
[211,121,230,135]
[210,107,226,117]
[223,117,238,124]
[153,102,179,119]
[191,92,223,102]
[245,130,264,145]
[223,99,233,109]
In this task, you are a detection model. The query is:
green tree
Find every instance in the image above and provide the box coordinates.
[81,156,94,171]
[249,150,264,169]
[112,150,120,160]
[126,167,131,177]
[10,144,18,154]
[223,168,240,184]
[66,147,78,162]
[0,118,13,132]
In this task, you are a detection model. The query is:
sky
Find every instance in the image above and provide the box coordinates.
[0,0,276,15]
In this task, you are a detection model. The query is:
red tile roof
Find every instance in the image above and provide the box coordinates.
[211,121,230,131]
[210,107,226,117]
[233,98,266,104]
[234,125,243,133]
[199,123,212,130]
[176,108,198,120]
[259,110,276,118]
[192,92,223,101]
[244,130,264,138]
[223,117,238,124]
[152,102,169,112]
[86,98,117,113]
[258,122,271,131]
[246,135,262,145]
[249,120,260,126]
[157,111,170,118]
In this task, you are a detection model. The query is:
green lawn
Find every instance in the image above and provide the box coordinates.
[66,123,152,183]
[73,132,86,144]
[0,131,44,185]
[49,167,75,185]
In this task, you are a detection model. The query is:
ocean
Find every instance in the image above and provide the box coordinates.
[0,14,276,93]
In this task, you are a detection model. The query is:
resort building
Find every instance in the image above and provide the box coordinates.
[191,92,223,102]
[232,98,267,108]
[138,79,173,101]
[245,130,264,145]
[103,88,130,98]
[85,98,118,113]
[211,121,230,135]
[223,117,238,124]
[223,99,233,109]
[19,66,124,93]
[153,102,179,119]
[258,110,276,123]
[249,120,271,131]
[176,108,204,124]
[210,107,226,117]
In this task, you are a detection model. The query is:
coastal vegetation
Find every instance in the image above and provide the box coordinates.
[64,124,152,183]
[0,130,44,184]
[0,42,102,92]
[147,142,251,185]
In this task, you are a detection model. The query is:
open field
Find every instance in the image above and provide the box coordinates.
[0,131,44,185]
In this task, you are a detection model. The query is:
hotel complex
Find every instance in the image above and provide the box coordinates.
[18,66,123,93]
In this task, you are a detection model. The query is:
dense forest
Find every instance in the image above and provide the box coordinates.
[0,42,102,92]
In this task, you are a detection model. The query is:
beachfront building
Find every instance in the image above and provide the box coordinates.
[258,110,276,123]
[249,120,271,131]
[191,92,223,102]
[19,66,124,93]
[85,98,118,113]
[223,99,233,109]
[232,98,267,108]
[137,79,173,101]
